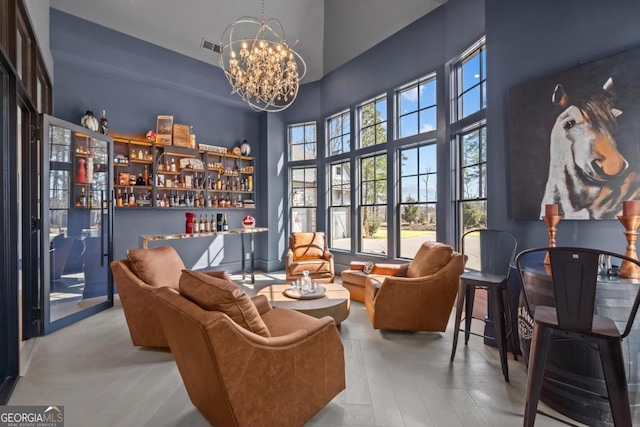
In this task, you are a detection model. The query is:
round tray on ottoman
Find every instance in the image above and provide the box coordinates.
[283,285,326,299]
[257,283,350,326]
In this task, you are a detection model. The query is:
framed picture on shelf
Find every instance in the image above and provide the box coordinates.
[172,123,190,147]
[156,174,165,187]
[156,115,173,146]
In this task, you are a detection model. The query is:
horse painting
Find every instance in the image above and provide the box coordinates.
[540,78,640,219]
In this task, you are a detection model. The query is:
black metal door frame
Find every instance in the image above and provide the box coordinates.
[0,50,20,405]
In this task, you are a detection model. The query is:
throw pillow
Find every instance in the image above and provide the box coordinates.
[407,242,453,278]
[127,246,185,289]
[179,270,271,337]
[363,261,374,274]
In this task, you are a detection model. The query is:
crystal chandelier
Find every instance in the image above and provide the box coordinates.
[217,0,307,112]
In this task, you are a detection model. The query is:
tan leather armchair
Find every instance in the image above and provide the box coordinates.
[286,232,334,282]
[364,242,466,332]
[110,245,229,347]
[151,283,345,427]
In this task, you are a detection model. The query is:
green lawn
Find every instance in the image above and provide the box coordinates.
[371,229,434,239]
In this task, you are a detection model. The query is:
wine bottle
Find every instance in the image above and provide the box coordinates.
[223,213,228,231]
[117,189,124,207]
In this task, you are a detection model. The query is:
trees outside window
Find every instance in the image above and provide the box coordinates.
[360,154,387,255]
[289,122,317,161]
[358,95,387,148]
[329,161,351,250]
[328,111,350,156]
[399,144,437,258]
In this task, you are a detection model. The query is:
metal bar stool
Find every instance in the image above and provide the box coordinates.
[450,229,519,382]
[516,247,638,426]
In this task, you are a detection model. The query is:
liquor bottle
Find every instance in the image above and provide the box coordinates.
[204,214,210,232]
[216,174,222,190]
[216,213,223,231]
[117,189,124,207]
[138,148,144,160]
[199,214,206,233]
[248,176,253,191]
[223,213,229,231]
[189,125,196,149]
[99,110,109,135]
[79,187,87,207]
[162,193,168,208]
[212,195,218,208]
[143,166,149,186]
[128,187,136,207]
[206,193,212,208]
[210,215,215,232]
[170,158,176,172]
[169,192,175,208]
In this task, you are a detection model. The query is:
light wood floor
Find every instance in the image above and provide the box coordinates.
[9,272,583,427]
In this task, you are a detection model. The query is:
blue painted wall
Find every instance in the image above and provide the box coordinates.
[53,0,640,272]
[485,0,640,252]
[50,9,266,269]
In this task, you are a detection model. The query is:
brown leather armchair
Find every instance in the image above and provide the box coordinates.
[286,232,334,282]
[364,242,467,332]
[150,278,345,427]
[110,245,229,347]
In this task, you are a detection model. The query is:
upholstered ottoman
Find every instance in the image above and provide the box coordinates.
[340,261,408,302]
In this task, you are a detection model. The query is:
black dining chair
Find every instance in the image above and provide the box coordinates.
[516,247,640,427]
[450,229,519,382]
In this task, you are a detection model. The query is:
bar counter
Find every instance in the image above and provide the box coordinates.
[140,227,268,283]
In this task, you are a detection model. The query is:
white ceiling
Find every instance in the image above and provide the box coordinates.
[50,0,447,83]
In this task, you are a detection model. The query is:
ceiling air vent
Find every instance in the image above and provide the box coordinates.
[201,38,222,53]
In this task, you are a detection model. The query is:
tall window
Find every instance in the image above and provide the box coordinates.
[329,161,351,250]
[399,144,437,258]
[451,37,487,247]
[290,167,317,232]
[360,153,387,255]
[397,75,437,138]
[358,95,387,148]
[458,125,487,232]
[289,122,317,161]
[288,122,317,233]
[327,110,350,156]
[452,43,486,121]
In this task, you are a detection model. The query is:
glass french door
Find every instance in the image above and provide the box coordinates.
[41,114,113,333]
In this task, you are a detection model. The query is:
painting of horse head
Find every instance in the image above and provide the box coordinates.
[539,78,640,219]
[508,45,640,220]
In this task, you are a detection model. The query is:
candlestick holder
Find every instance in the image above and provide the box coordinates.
[542,215,562,265]
[617,215,640,278]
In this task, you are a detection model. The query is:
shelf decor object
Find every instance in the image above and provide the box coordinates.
[214,0,307,112]
[542,203,562,265]
[618,200,640,278]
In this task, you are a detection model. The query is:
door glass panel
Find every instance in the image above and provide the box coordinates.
[46,121,112,326]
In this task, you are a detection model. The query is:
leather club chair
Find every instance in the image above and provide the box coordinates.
[286,232,334,283]
[363,241,466,331]
[150,269,346,427]
[110,245,229,347]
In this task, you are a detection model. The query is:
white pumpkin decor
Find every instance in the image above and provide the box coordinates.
[240,140,251,156]
[81,111,99,132]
